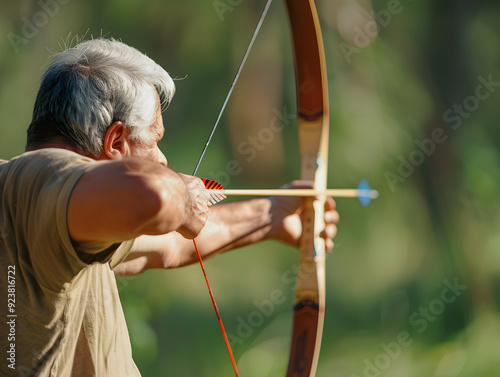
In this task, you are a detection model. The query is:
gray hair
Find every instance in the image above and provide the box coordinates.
[26,38,175,157]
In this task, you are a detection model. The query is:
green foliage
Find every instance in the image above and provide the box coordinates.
[2,0,500,375]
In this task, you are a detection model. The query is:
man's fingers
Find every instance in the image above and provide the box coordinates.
[325,196,336,211]
[322,197,338,254]
[179,174,211,203]
[324,238,334,253]
[324,209,339,225]
[321,225,336,254]
[321,222,337,240]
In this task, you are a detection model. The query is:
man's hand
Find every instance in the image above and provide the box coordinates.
[176,174,211,239]
[267,181,339,252]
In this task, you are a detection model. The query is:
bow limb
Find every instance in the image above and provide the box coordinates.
[284,0,330,376]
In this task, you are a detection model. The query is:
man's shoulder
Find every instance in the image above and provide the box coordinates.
[0,148,96,188]
[7,148,93,170]
[19,148,92,162]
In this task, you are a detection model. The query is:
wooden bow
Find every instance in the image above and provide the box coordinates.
[191,1,330,375]
[284,0,330,376]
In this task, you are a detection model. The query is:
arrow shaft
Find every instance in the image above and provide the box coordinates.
[208,188,379,199]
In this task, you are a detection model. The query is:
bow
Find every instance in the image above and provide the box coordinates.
[192,0,330,375]
[284,0,330,376]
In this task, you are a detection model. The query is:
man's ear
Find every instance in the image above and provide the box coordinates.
[99,121,132,160]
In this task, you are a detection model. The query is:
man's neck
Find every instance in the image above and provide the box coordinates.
[26,143,95,159]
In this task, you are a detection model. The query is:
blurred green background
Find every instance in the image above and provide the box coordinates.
[2,0,500,376]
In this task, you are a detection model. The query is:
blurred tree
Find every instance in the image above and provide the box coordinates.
[1,0,500,376]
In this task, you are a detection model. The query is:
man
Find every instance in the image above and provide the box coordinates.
[0,38,338,376]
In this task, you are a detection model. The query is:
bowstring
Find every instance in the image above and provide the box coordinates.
[192,0,274,177]
[190,1,273,376]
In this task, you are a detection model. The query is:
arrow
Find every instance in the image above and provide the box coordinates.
[204,179,379,207]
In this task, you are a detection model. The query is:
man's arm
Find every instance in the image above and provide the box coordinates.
[113,198,272,275]
[113,189,339,276]
[67,157,209,244]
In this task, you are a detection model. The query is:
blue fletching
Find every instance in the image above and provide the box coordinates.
[357,178,372,207]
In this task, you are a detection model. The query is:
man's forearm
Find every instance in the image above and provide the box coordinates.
[114,198,272,275]
[194,198,273,257]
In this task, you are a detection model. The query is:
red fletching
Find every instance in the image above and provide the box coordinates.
[202,178,223,190]
[202,178,226,206]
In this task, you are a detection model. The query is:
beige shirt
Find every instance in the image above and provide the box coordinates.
[0,149,141,377]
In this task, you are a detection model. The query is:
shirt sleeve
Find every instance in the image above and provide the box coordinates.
[7,149,125,292]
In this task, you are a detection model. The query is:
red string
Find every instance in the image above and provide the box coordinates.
[192,239,241,377]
